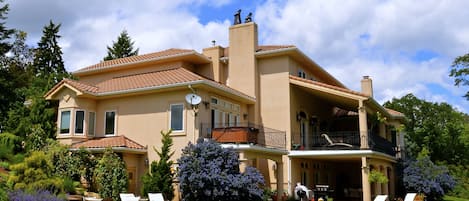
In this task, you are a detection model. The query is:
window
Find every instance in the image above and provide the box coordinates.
[298,69,306,78]
[60,111,71,134]
[170,104,184,131]
[88,112,95,136]
[75,110,85,134]
[105,111,116,135]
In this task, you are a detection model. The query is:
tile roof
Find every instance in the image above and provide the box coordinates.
[289,75,369,97]
[47,67,254,100]
[385,108,405,117]
[71,135,146,150]
[74,48,194,74]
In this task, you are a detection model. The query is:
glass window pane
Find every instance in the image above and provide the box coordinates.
[88,112,95,136]
[105,111,115,135]
[170,104,183,131]
[75,111,84,133]
[60,111,70,134]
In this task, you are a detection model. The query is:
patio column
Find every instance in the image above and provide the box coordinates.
[276,162,284,196]
[358,100,369,149]
[383,167,389,195]
[361,157,371,201]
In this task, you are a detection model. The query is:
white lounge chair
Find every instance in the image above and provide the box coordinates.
[374,195,388,201]
[321,133,353,147]
[404,193,417,201]
[120,193,140,201]
[148,193,165,201]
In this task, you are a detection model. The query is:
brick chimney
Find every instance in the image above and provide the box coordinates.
[361,76,373,97]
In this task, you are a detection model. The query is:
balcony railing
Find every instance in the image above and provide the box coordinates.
[200,122,286,149]
[291,131,396,156]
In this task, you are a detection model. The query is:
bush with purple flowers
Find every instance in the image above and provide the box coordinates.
[178,139,265,201]
[8,189,65,201]
[403,149,455,201]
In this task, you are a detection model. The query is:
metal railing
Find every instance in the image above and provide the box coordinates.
[291,131,396,156]
[200,122,286,149]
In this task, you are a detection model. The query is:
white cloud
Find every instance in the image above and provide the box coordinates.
[254,0,469,112]
[4,0,468,112]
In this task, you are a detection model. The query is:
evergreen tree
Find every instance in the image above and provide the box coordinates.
[104,30,139,60]
[31,20,68,91]
[142,130,175,200]
[0,0,13,57]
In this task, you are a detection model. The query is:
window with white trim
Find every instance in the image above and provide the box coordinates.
[75,110,85,134]
[60,110,71,134]
[170,104,184,132]
[88,112,95,136]
[105,111,116,135]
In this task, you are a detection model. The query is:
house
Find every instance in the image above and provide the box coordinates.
[45,19,405,201]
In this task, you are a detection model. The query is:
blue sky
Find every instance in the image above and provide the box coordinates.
[5,0,469,113]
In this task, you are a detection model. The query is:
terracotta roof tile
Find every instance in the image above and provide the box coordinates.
[75,48,194,74]
[96,67,204,93]
[385,108,405,117]
[289,75,369,97]
[71,135,146,150]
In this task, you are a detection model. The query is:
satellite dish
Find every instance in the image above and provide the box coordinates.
[185,93,201,105]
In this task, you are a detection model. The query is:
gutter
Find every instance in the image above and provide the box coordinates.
[69,147,147,154]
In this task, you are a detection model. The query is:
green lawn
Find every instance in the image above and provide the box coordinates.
[444,196,469,201]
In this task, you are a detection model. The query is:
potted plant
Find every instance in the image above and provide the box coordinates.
[368,170,389,184]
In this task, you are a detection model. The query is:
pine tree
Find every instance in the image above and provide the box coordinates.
[0,0,14,57]
[142,130,175,200]
[104,30,139,60]
[32,20,68,91]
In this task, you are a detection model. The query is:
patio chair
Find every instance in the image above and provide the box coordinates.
[120,193,139,201]
[148,193,165,201]
[374,195,388,201]
[404,193,417,201]
[321,133,353,147]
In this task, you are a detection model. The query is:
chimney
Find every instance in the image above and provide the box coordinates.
[228,22,258,97]
[361,76,373,97]
[202,45,224,83]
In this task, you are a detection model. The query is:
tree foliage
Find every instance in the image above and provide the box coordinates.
[450,53,469,100]
[384,93,469,164]
[403,149,455,201]
[104,30,139,61]
[142,130,175,200]
[178,139,265,201]
[94,148,128,201]
[7,151,64,193]
[31,20,68,89]
[0,0,13,56]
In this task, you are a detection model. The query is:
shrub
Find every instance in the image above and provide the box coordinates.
[142,130,175,200]
[404,149,455,201]
[178,139,265,201]
[94,148,128,201]
[8,189,65,201]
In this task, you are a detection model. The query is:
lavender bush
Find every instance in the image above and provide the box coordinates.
[8,190,65,201]
[403,150,455,201]
[178,139,265,201]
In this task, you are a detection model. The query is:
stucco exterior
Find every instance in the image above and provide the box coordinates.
[46,21,405,201]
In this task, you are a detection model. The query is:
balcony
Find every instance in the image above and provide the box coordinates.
[200,123,286,149]
[291,131,396,156]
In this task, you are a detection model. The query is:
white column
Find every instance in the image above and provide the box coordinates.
[359,100,369,149]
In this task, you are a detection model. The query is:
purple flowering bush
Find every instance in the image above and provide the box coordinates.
[8,190,65,201]
[178,139,265,201]
[403,151,455,201]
